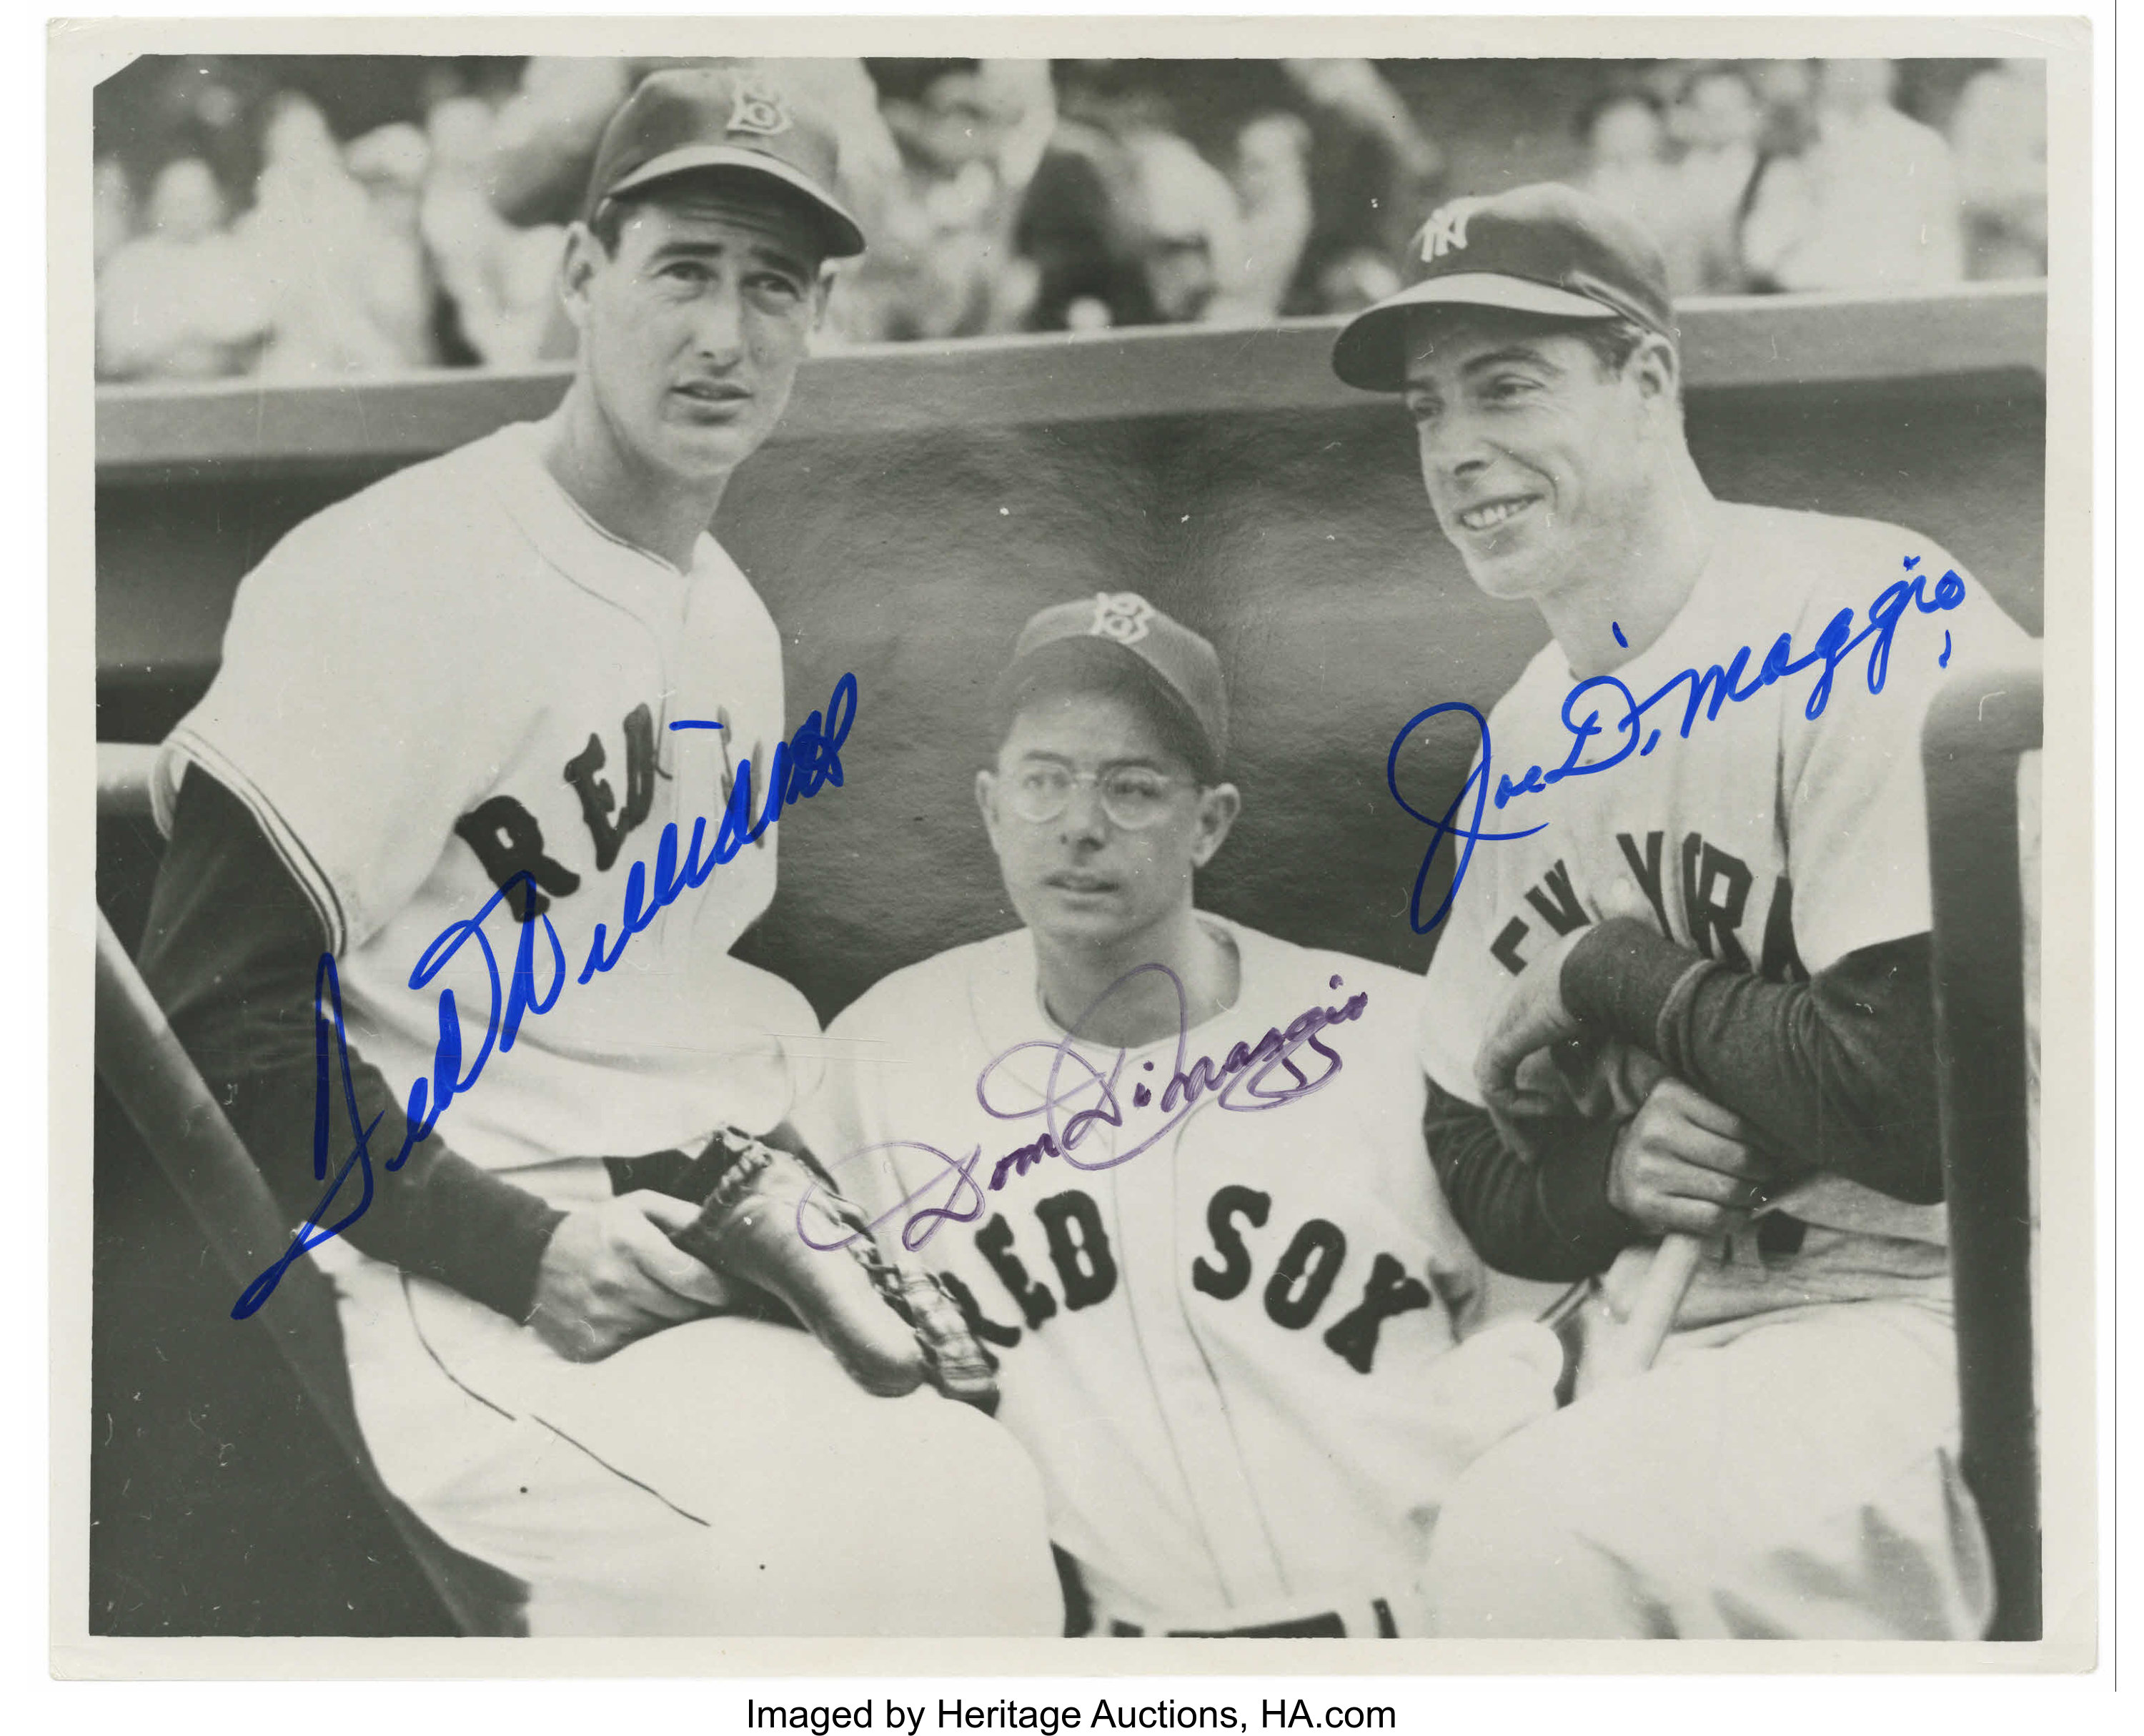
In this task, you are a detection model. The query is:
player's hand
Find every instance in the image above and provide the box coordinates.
[1474,925,1592,1141]
[1426,1240,1490,1337]
[526,1191,739,1363]
[1604,1078,1775,1239]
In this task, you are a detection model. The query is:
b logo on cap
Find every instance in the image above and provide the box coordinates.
[728,76,793,139]
[1420,197,1486,261]
[1089,592,1156,645]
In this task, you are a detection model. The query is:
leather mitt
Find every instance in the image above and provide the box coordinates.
[667,1129,1001,1414]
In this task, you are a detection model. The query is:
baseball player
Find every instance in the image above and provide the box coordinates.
[793,595,1564,1637]
[135,63,1058,1637]
[1329,182,2038,1637]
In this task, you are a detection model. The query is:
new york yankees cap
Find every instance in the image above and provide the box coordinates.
[1331,182,1674,392]
[583,61,866,257]
[993,593,1230,782]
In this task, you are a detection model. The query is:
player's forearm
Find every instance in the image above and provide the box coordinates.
[213,1056,567,1321]
[1422,1077,1640,1281]
[138,767,566,1320]
[1561,917,1944,1204]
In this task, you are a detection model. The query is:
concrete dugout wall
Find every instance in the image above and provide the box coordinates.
[98,284,2046,1018]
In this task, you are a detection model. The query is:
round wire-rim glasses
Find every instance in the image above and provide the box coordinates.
[1007,764,1192,830]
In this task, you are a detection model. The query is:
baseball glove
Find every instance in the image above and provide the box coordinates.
[665,1129,1001,1414]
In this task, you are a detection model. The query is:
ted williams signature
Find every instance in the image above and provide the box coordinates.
[803,962,1371,1256]
[231,674,859,1321]
[1386,557,1968,935]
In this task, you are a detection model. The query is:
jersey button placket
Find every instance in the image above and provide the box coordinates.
[1113,1104,1291,1611]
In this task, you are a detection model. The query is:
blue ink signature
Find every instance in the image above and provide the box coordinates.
[1388,558,1967,935]
[230,674,860,1320]
[802,963,1370,1257]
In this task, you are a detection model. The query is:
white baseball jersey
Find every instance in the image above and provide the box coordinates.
[796,916,1549,1631]
[1420,502,2039,1325]
[152,417,821,1186]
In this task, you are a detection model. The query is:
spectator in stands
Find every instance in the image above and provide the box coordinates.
[1209,111,1316,324]
[482,56,637,227]
[96,157,270,381]
[94,54,2023,369]
[1742,56,1964,292]
[843,59,1044,342]
[1012,62,1171,331]
[1279,58,1441,310]
[345,123,443,371]
[93,155,135,269]
[422,95,570,367]
[1578,91,1681,258]
[1951,57,2048,279]
[1015,61,1271,333]
[1125,129,1241,325]
[1664,65,1764,294]
[243,92,413,378]
[1308,247,1404,316]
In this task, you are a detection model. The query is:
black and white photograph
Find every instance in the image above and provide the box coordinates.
[52,13,2096,1672]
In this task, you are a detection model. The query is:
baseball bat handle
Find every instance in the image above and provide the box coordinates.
[1590,1231,1705,1385]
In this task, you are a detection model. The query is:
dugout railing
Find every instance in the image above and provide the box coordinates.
[1923,666,2045,1641]
[93,750,528,1637]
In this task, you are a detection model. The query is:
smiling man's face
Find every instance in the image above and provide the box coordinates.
[1401,307,1662,605]
[565,176,828,488]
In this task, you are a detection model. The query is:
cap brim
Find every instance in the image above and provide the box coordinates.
[602,145,865,257]
[1330,273,1617,392]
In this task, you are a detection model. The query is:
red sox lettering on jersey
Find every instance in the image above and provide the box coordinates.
[454,702,659,920]
[935,1181,1436,1381]
[797,920,1493,1622]
[154,420,818,1186]
[825,958,1430,1380]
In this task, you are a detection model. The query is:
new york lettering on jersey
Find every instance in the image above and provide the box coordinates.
[1422,510,2034,1026]
[1487,832,1807,984]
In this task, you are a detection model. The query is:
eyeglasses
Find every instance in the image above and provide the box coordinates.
[1006,764,1189,830]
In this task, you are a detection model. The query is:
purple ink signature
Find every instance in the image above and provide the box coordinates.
[800,962,1370,1255]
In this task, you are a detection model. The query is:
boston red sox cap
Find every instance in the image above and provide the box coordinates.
[1331,182,1674,392]
[582,61,866,257]
[993,593,1230,783]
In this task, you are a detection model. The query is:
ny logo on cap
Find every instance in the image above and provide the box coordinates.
[1420,197,1487,261]
[1089,592,1156,645]
[728,75,793,139]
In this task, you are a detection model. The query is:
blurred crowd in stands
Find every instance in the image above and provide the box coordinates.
[94,54,2050,384]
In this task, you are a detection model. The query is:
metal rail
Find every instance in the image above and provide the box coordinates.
[91,807,527,1635]
[1922,666,2044,1640]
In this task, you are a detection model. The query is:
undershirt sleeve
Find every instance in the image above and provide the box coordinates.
[136,765,567,1321]
[1421,1075,1642,1281]
[1561,916,1943,1204]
